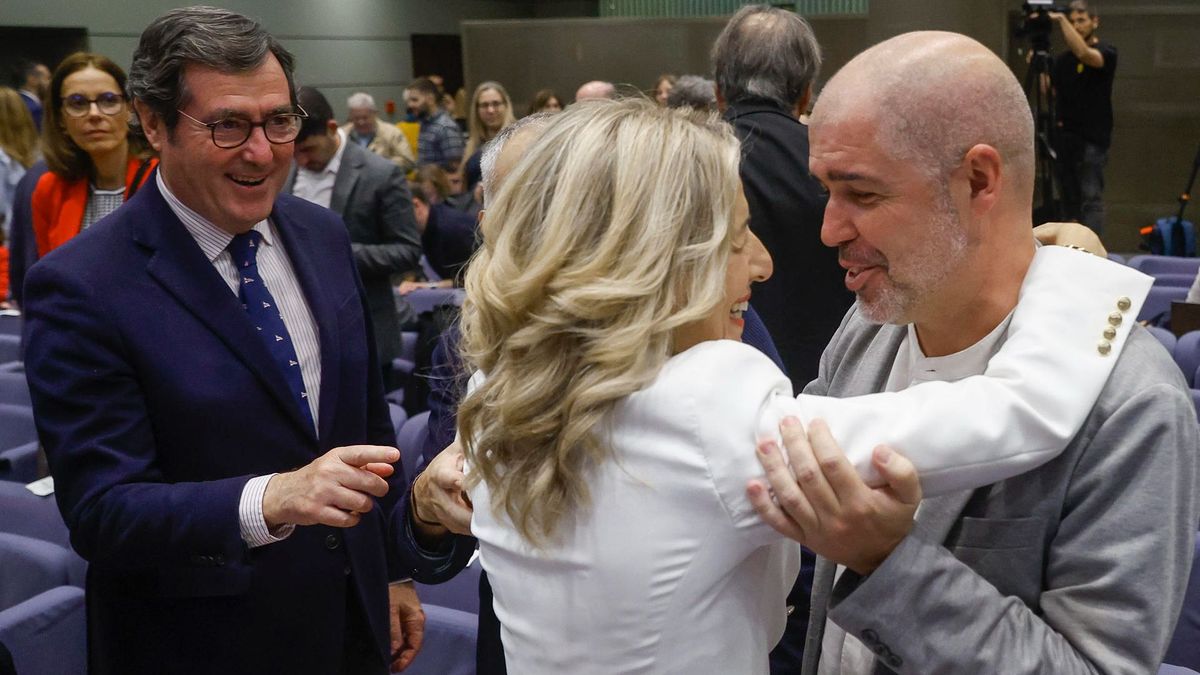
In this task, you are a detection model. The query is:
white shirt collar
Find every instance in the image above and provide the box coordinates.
[156,169,273,263]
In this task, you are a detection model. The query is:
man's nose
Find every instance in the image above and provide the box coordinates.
[820,196,856,248]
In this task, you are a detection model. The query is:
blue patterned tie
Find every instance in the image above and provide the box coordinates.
[228,230,315,430]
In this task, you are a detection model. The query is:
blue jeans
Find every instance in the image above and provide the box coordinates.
[1058,132,1108,235]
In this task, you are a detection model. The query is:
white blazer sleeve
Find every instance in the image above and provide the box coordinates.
[759,246,1154,497]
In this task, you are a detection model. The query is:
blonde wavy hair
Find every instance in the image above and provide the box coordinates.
[458,98,742,546]
[463,81,517,163]
[0,87,39,169]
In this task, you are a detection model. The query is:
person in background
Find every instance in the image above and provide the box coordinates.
[31,53,156,257]
[575,80,615,101]
[343,92,416,172]
[665,75,718,111]
[408,185,477,286]
[527,89,562,116]
[653,73,676,105]
[14,59,50,132]
[407,77,464,171]
[0,88,39,236]
[1050,0,1117,235]
[461,82,515,195]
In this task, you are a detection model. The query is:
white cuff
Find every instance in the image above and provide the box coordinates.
[239,474,295,548]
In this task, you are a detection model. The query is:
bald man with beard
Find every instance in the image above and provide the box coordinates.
[748,32,1198,673]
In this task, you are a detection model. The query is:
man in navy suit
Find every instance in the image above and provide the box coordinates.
[22,7,469,674]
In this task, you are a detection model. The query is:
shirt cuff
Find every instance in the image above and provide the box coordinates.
[239,474,295,548]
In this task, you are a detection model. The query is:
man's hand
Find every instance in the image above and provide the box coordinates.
[411,441,473,536]
[389,581,425,672]
[746,418,921,575]
[1033,221,1107,256]
[261,445,400,529]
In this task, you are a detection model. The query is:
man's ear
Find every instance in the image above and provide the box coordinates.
[715,86,726,113]
[963,143,1003,216]
[134,100,165,152]
[326,119,339,135]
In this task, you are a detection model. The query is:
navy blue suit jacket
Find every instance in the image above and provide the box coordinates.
[23,174,455,674]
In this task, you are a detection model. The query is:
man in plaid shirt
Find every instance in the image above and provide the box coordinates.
[407,77,464,171]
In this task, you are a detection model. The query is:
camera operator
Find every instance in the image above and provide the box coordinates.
[1050,0,1117,235]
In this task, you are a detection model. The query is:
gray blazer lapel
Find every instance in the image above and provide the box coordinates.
[803,559,837,675]
[282,163,297,195]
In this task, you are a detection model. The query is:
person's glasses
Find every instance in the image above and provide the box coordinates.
[62,92,125,118]
[176,106,309,149]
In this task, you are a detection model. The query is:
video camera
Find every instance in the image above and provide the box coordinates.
[1016,0,1070,52]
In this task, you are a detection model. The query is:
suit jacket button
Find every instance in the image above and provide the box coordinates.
[214,554,226,566]
[860,629,879,646]
[887,653,903,668]
[325,534,340,550]
[1117,296,1132,312]
[786,605,795,616]
[343,564,352,576]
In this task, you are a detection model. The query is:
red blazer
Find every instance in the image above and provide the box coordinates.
[32,157,157,257]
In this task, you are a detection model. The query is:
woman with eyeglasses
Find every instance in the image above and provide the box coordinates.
[461,81,516,196]
[32,52,156,257]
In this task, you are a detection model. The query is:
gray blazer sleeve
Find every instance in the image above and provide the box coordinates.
[349,162,421,278]
[825,377,1199,674]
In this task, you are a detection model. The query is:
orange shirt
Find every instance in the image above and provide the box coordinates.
[32,157,157,257]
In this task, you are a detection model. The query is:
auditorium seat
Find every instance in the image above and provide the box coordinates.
[397,411,431,480]
[1176,332,1200,388]
[388,402,409,450]
[0,373,30,408]
[1163,533,1200,670]
[1148,326,1179,355]
[0,315,20,338]
[0,336,18,366]
[404,604,476,675]
[1106,252,1126,265]
[1129,255,1200,277]
[0,441,39,486]
[1140,286,1189,326]
[0,534,78,611]
[404,288,465,316]
[1156,273,1200,288]
[0,586,86,675]
[0,481,71,551]
[417,556,482,615]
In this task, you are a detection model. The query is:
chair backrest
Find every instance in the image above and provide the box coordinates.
[1107,252,1126,265]
[388,403,409,446]
[0,482,71,550]
[1130,255,1200,277]
[0,373,30,408]
[1176,332,1200,388]
[416,555,480,615]
[0,533,76,611]
[1164,534,1200,669]
[404,604,477,675]
[0,586,87,675]
[1149,326,1180,355]
[404,288,466,316]
[0,336,18,366]
[0,406,35,453]
[1156,273,1199,288]
[1140,286,1190,325]
[397,411,431,480]
[0,315,20,338]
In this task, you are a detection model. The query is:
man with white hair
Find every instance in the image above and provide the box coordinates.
[749,31,1198,673]
[342,91,416,172]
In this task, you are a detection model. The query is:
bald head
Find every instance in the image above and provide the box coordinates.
[481,112,556,204]
[575,80,616,102]
[813,32,1034,196]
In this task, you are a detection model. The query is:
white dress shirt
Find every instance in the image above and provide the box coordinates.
[291,128,347,209]
[157,170,322,547]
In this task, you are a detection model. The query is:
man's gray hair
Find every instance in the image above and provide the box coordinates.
[712,4,821,110]
[347,92,376,110]
[127,5,297,131]
[481,112,557,205]
[666,75,718,111]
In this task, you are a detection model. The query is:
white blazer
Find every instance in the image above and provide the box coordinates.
[468,246,1151,674]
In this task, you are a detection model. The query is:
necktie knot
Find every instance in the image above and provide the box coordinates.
[229,230,264,269]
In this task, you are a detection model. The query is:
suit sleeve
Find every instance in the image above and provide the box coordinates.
[24,260,251,569]
[350,164,421,279]
[776,247,1154,496]
[825,381,1199,674]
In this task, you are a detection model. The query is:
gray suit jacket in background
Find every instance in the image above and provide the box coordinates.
[285,141,421,364]
[802,306,1200,674]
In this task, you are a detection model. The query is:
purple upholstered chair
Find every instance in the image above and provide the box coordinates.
[1175,332,1200,388]
[397,411,431,480]
[1129,255,1200,277]
[404,604,476,675]
[0,586,86,675]
[1163,533,1200,671]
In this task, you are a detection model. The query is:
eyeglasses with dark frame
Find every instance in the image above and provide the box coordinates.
[176,106,309,149]
[62,92,126,118]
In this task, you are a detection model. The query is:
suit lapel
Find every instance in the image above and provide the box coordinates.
[282,164,297,195]
[271,204,341,444]
[329,143,362,217]
[133,175,317,440]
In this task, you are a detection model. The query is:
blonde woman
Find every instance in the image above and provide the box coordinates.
[0,87,39,234]
[456,99,1146,673]
[461,81,515,194]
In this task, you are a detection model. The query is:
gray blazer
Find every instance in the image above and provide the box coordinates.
[285,140,420,363]
[802,307,1200,674]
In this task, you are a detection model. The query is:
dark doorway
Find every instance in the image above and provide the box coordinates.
[1,26,89,87]
[412,33,464,97]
